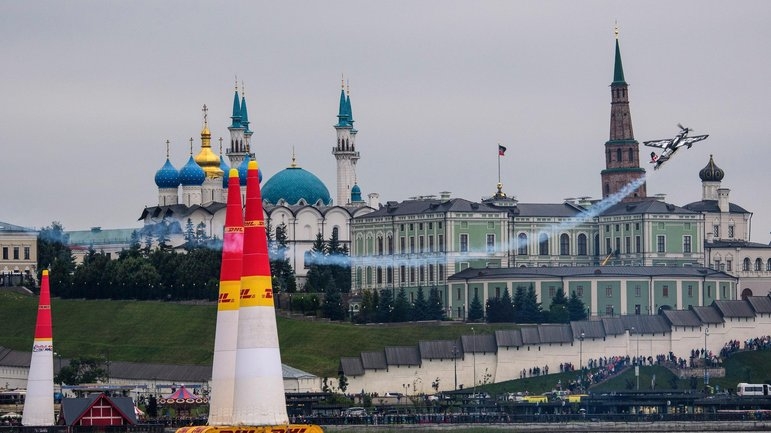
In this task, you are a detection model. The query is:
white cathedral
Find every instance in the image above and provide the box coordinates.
[139,82,377,287]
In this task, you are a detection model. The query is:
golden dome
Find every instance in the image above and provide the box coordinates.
[194,104,224,179]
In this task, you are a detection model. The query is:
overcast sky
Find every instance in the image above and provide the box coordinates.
[3,1,771,243]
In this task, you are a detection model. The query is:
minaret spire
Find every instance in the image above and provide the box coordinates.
[600,27,647,201]
[332,78,360,206]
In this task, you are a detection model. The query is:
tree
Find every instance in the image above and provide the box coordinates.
[37,222,75,297]
[568,290,589,321]
[326,228,351,293]
[427,286,445,320]
[271,223,297,293]
[487,288,515,323]
[516,284,543,324]
[357,289,377,324]
[468,292,484,322]
[376,289,394,323]
[55,356,108,385]
[338,373,348,394]
[184,218,196,249]
[549,287,570,323]
[304,233,330,292]
[392,288,410,322]
[322,286,347,321]
[411,286,429,321]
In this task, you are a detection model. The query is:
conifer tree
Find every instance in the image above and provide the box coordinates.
[568,290,588,321]
[468,292,484,322]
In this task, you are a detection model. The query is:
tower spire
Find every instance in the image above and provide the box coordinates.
[600,28,647,201]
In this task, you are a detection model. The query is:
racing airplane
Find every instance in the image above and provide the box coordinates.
[644,124,709,170]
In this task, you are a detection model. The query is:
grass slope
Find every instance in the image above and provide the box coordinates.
[0,292,516,377]
[4,291,771,386]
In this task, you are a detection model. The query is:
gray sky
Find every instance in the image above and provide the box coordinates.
[4,1,771,243]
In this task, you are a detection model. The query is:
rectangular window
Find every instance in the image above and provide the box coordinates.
[635,223,640,230]
[728,226,735,238]
[438,222,443,229]
[625,223,630,231]
[495,287,501,298]
[606,305,614,316]
[625,237,631,254]
[605,238,612,254]
[387,268,393,284]
[388,237,394,254]
[687,285,693,297]
[727,260,732,271]
[460,234,469,252]
[635,236,641,253]
[438,264,444,280]
[606,287,613,297]
[429,222,433,230]
[605,224,610,232]
[13,247,19,260]
[438,235,444,252]
[486,234,495,253]
[400,237,406,254]
[419,236,425,253]
[615,224,620,232]
[410,237,415,253]
[23,247,30,260]
[549,287,556,298]
[635,285,641,297]
[419,266,425,282]
[683,235,692,253]
[409,223,414,231]
[419,223,423,230]
[2,247,8,260]
[429,264,434,282]
[663,285,669,297]
[635,304,641,315]
[429,235,434,252]
[410,267,416,283]
[457,287,461,300]
[615,237,621,254]
[400,224,405,232]
[657,235,666,253]
[713,225,720,238]
[377,237,384,255]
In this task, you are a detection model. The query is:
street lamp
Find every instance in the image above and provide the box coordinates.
[579,330,585,390]
[471,327,476,396]
[453,343,458,391]
[632,327,639,390]
[704,327,710,386]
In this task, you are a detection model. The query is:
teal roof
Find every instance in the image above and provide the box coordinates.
[612,39,626,85]
[240,94,250,133]
[335,88,352,127]
[230,89,242,128]
[351,184,362,202]
[262,166,332,206]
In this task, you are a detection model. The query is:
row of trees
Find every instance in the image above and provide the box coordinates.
[354,286,446,323]
[468,285,588,324]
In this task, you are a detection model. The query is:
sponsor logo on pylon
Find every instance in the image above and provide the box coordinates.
[218,293,235,304]
[262,289,273,299]
[225,227,244,233]
[244,220,265,227]
[240,288,256,299]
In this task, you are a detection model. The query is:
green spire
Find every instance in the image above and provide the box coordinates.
[612,38,626,85]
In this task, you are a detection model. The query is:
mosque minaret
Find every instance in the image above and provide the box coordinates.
[332,79,360,205]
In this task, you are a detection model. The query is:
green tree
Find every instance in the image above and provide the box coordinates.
[304,233,330,292]
[322,286,347,321]
[468,292,484,322]
[392,288,410,322]
[549,287,570,323]
[376,289,394,323]
[37,222,75,296]
[411,286,429,321]
[271,223,297,293]
[568,290,588,321]
[427,286,445,320]
[55,356,108,385]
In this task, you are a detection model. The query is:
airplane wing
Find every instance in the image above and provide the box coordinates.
[678,134,709,148]
[643,139,673,149]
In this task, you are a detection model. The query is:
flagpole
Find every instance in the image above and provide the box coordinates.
[497,143,501,185]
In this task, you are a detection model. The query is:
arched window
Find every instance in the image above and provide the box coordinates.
[539,233,549,256]
[366,266,373,285]
[767,259,771,272]
[376,267,383,284]
[755,258,763,271]
[628,148,635,162]
[577,234,587,256]
[559,234,570,255]
[743,258,751,271]
[616,149,622,162]
[386,267,393,284]
[377,236,384,255]
[518,233,528,255]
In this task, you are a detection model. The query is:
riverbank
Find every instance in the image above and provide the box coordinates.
[322,421,771,433]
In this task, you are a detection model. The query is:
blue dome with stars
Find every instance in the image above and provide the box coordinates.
[237,155,263,186]
[262,166,332,206]
[155,158,180,189]
[179,155,205,186]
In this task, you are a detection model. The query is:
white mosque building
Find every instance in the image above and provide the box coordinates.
[139,82,376,287]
